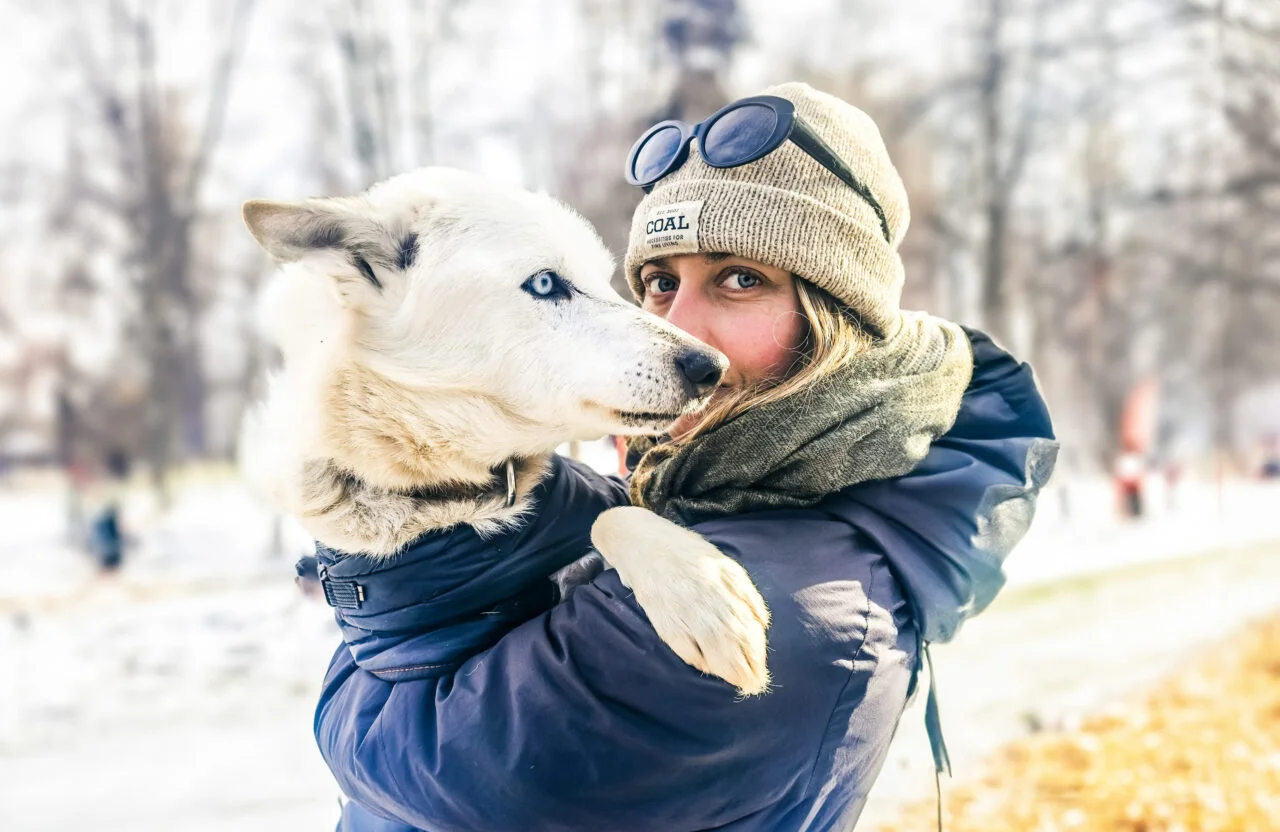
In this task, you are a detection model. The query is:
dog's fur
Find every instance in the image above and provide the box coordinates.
[239,168,768,694]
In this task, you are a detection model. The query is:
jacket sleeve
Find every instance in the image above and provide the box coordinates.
[834,328,1059,643]
[316,566,813,832]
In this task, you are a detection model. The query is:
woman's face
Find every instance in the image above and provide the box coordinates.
[640,253,807,434]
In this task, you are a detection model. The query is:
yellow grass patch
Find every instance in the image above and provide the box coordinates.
[879,614,1280,832]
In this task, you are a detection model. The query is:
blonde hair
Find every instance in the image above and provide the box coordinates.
[672,277,874,445]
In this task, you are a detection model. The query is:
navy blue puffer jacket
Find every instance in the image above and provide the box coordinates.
[314,330,1057,831]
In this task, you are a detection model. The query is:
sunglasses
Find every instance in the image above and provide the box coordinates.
[624,95,892,244]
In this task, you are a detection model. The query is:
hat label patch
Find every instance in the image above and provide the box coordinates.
[643,200,701,254]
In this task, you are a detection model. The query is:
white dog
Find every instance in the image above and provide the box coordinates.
[238,168,769,695]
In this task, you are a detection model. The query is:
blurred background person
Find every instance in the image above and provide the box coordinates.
[84,448,131,574]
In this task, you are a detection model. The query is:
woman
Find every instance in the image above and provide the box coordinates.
[315,83,1057,831]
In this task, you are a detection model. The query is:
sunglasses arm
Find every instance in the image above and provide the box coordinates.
[790,118,893,245]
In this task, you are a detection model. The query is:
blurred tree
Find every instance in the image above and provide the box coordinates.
[1201,0,1280,456]
[333,0,401,185]
[308,0,467,189]
[886,0,1055,347]
[657,0,745,122]
[57,0,256,495]
[1042,0,1140,466]
[548,0,664,296]
[1120,0,1280,459]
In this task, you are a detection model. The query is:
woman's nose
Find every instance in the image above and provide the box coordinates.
[664,286,713,345]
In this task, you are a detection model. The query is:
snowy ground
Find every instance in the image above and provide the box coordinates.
[0,461,1277,831]
[0,475,343,832]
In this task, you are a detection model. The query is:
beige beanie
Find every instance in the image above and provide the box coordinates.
[624,82,910,338]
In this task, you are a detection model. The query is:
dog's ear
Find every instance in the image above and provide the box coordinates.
[242,199,357,263]
[243,197,412,299]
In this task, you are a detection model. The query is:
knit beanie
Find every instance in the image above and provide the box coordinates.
[624,82,910,338]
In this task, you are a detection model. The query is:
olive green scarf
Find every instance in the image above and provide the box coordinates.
[628,313,974,526]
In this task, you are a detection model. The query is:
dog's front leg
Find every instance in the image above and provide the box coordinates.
[590,506,770,697]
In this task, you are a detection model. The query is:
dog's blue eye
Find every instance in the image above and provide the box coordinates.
[522,270,571,301]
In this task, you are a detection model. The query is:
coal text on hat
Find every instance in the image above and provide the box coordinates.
[642,200,702,256]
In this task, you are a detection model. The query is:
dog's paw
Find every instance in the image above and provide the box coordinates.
[591,506,770,697]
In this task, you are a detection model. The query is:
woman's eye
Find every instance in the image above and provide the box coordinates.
[647,275,678,294]
[724,271,761,290]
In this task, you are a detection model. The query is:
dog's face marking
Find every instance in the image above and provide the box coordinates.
[396,233,418,271]
[244,168,725,470]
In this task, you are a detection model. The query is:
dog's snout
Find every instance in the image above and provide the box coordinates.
[675,349,726,398]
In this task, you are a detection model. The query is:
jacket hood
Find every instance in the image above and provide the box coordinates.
[821,327,1058,643]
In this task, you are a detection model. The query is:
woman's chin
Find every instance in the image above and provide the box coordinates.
[668,386,732,439]
[668,412,700,440]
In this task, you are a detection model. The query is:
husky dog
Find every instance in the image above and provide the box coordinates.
[238,168,768,695]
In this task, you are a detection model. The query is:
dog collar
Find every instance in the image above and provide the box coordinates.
[331,459,521,511]
[503,458,516,508]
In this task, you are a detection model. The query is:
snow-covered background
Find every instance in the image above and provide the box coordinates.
[0,474,341,831]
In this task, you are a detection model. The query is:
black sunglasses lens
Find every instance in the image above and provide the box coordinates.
[702,103,779,167]
[633,125,684,184]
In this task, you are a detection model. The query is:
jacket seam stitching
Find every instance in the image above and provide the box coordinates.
[376,662,454,675]
[374,721,412,816]
[798,556,877,799]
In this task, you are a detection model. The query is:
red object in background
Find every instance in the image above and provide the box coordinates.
[1120,378,1160,454]
[1114,450,1145,517]
[613,435,630,476]
[68,461,92,490]
[1115,378,1158,519]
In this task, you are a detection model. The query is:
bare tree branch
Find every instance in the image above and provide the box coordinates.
[999,0,1049,193]
[182,0,256,213]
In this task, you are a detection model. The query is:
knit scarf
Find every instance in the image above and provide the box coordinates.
[628,312,974,526]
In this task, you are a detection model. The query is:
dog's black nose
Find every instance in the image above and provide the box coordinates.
[675,349,725,398]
